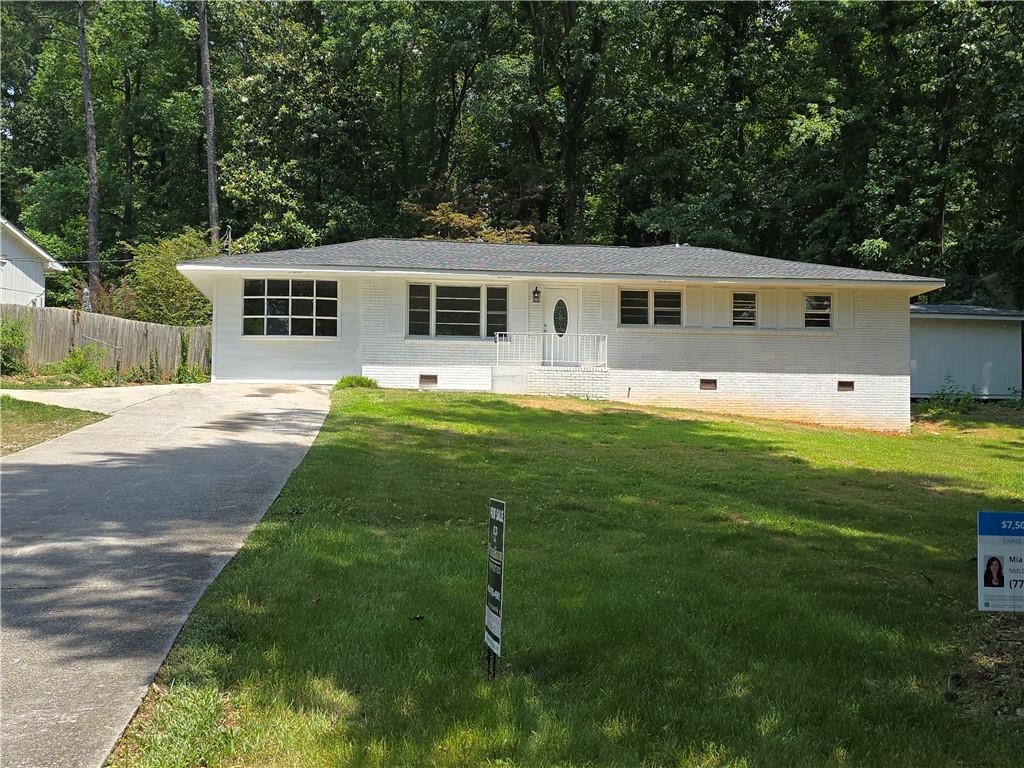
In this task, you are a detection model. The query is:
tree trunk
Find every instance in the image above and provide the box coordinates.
[77,1,100,295]
[198,0,219,243]
[123,68,135,238]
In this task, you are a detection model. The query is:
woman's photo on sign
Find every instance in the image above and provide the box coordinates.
[983,556,1004,588]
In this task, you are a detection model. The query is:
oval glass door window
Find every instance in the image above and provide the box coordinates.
[553,299,569,336]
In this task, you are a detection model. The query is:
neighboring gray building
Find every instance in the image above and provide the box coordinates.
[910,304,1024,399]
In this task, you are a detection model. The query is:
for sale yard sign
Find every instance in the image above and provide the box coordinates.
[977,511,1024,612]
[484,498,506,656]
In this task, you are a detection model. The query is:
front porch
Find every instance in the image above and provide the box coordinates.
[494,332,608,368]
[493,332,610,399]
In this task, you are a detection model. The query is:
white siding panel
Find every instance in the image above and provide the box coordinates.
[1,232,48,306]
[911,318,1023,398]
[783,289,802,329]
[712,288,730,328]
[837,288,854,329]
[509,283,529,333]
[601,285,616,324]
[387,279,405,335]
[684,287,702,327]
[760,289,777,329]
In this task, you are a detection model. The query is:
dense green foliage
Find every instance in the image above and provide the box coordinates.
[46,342,110,386]
[2,2,1022,306]
[0,317,31,374]
[111,390,1024,766]
[112,231,215,326]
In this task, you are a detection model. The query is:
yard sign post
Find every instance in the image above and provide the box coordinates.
[485,498,506,677]
[977,511,1024,612]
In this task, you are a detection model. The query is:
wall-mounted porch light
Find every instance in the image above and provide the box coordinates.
[532,286,541,303]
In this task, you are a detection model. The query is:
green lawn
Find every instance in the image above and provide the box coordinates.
[111,391,1024,767]
[0,394,105,455]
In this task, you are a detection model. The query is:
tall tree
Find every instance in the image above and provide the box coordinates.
[3,1,1022,309]
[76,0,100,294]
[197,0,219,243]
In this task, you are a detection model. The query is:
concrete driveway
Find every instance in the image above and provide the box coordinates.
[1,383,330,768]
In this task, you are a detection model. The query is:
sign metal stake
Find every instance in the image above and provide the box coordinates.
[484,498,506,678]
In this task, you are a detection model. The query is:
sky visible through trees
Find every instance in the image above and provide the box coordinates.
[2,1,1022,308]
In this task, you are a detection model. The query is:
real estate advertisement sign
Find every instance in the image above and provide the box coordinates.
[977,511,1024,612]
[485,498,506,656]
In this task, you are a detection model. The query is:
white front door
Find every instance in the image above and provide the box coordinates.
[542,287,579,365]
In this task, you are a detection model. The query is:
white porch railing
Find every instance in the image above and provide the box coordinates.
[495,332,608,368]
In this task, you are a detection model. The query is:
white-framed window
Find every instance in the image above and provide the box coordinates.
[732,292,757,327]
[803,294,832,328]
[619,289,682,326]
[242,279,338,337]
[407,283,508,338]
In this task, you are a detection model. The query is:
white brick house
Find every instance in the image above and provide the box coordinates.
[179,239,944,430]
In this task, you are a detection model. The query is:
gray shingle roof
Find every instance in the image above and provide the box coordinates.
[911,304,1024,318]
[192,238,942,284]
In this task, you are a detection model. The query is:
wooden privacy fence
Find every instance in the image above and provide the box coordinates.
[1,304,211,377]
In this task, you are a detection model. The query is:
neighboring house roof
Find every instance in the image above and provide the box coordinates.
[0,217,66,272]
[183,238,944,288]
[911,304,1024,321]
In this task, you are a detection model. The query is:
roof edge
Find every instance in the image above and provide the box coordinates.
[0,217,66,271]
[178,262,944,290]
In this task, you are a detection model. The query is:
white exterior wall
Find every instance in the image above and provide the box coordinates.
[0,235,47,306]
[202,270,915,431]
[358,277,529,391]
[585,285,912,430]
[911,318,1022,398]
[210,273,360,382]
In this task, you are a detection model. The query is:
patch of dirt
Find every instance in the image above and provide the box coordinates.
[946,615,1024,721]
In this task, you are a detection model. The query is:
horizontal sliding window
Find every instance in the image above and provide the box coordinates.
[486,287,508,337]
[408,284,430,336]
[408,284,508,338]
[620,289,682,326]
[804,294,832,328]
[436,285,481,337]
[619,290,649,325]
[732,292,757,327]
[653,291,682,325]
[242,279,338,337]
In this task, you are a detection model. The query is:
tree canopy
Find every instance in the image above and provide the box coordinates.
[2,1,1022,308]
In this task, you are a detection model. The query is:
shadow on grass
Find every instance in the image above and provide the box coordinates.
[111,390,1024,767]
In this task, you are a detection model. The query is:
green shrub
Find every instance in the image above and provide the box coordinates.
[112,230,216,326]
[0,317,30,375]
[171,330,210,383]
[173,364,209,384]
[999,386,1024,411]
[56,344,112,386]
[334,375,379,390]
[923,374,975,416]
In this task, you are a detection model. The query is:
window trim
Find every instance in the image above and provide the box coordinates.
[241,278,339,339]
[407,282,509,339]
[618,287,683,327]
[731,291,758,328]
[803,292,833,329]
